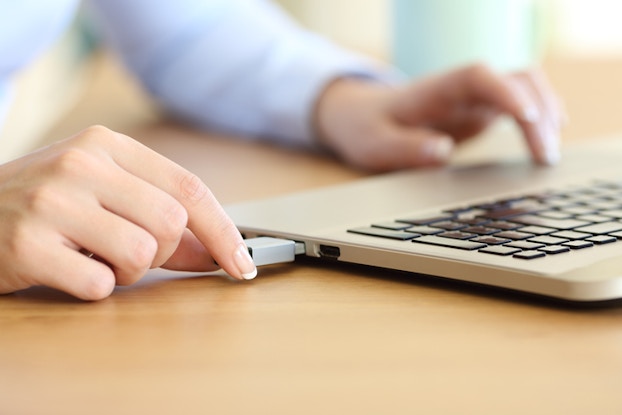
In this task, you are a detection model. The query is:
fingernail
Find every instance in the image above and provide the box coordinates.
[233,243,257,280]
[521,106,540,123]
[426,137,453,162]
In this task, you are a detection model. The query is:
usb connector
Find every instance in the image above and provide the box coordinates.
[245,237,304,267]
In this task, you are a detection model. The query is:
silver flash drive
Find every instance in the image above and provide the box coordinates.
[245,237,302,267]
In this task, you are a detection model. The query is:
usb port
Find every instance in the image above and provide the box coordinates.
[319,244,340,260]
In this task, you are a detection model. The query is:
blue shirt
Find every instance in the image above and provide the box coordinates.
[0,0,394,147]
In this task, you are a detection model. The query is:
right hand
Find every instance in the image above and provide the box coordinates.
[0,125,256,300]
[315,64,564,171]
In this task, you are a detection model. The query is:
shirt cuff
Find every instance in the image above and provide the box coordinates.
[255,36,405,148]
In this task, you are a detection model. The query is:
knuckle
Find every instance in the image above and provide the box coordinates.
[462,63,493,83]
[81,124,114,140]
[84,124,111,134]
[158,201,188,243]
[22,183,63,215]
[177,171,211,206]
[128,234,158,272]
[115,233,158,281]
[49,148,94,176]
[70,125,123,150]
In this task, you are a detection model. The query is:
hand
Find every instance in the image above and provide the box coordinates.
[314,64,564,171]
[0,126,256,300]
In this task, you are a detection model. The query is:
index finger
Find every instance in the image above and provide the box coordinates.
[86,126,257,280]
[451,64,560,165]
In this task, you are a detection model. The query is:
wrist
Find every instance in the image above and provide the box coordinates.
[313,77,389,151]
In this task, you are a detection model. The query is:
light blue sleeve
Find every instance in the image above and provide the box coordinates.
[0,0,79,80]
[87,0,399,147]
[0,0,79,133]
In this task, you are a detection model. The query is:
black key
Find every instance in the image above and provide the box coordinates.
[472,202,510,210]
[587,235,617,244]
[575,214,612,223]
[574,221,622,235]
[488,221,522,230]
[550,230,591,240]
[397,214,454,225]
[406,225,444,235]
[519,226,556,235]
[432,221,468,231]
[438,231,476,240]
[505,241,545,250]
[462,226,498,235]
[371,221,412,230]
[456,217,490,226]
[561,206,598,215]
[514,250,546,260]
[497,196,531,205]
[348,227,419,240]
[538,245,571,255]
[481,207,541,220]
[411,236,486,250]
[529,235,570,245]
[472,236,511,245]
[510,214,590,230]
[541,198,579,208]
[479,246,521,256]
[493,231,535,240]
[443,206,475,215]
[562,240,594,250]
[538,210,574,219]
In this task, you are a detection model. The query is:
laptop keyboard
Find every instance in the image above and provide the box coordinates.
[348,180,622,259]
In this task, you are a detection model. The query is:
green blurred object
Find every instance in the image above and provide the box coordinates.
[391,0,546,77]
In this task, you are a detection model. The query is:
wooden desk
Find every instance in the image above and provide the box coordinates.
[2,55,622,415]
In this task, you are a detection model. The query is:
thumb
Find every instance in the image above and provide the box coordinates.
[159,229,221,272]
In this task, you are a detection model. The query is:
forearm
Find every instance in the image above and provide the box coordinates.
[87,0,397,146]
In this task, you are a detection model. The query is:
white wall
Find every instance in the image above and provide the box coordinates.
[549,0,622,56]
[0,25,94,162]
[276,0,622,58]
[276,0,389,57]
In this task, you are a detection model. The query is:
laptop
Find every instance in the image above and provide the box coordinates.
[225,131,622,303]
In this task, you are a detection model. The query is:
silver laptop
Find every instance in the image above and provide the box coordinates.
[225,134,622,303]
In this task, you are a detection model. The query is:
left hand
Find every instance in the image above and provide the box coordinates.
[314,64,564,171]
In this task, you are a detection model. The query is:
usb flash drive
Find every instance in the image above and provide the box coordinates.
[245,237,304,267]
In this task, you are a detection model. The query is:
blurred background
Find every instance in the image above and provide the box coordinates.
[277,0,622,60]
[2,0,622,162]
